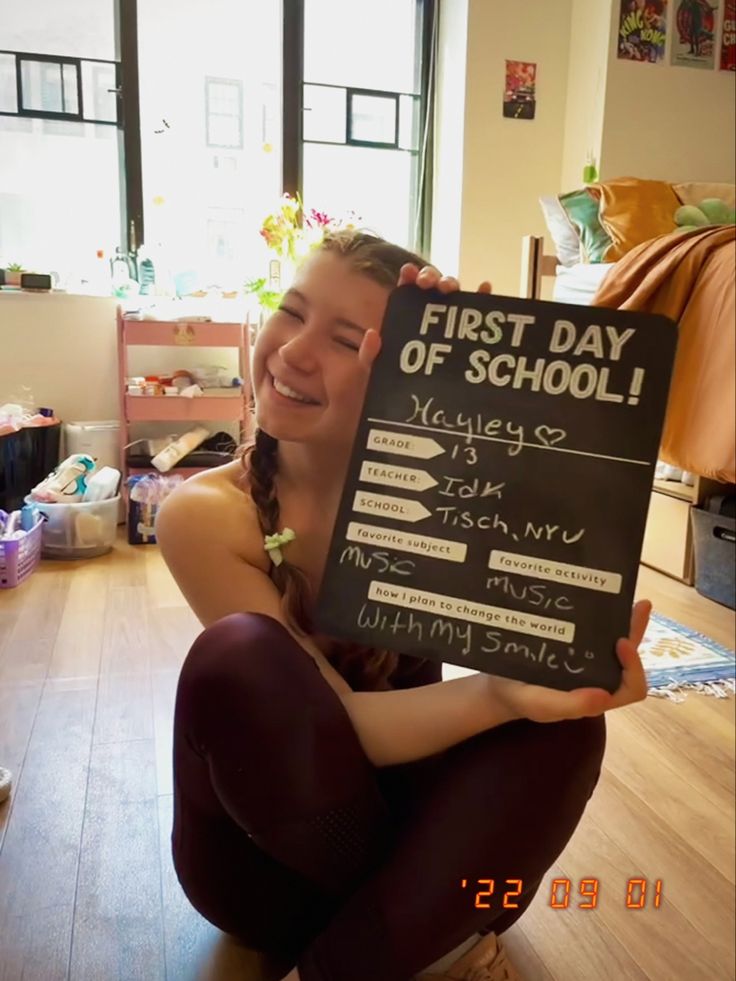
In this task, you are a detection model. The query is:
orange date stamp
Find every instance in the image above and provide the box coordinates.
[460,877,664,910]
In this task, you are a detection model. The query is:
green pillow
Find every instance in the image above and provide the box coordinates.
[558,188,613,263]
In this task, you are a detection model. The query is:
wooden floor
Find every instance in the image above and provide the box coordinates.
[0,530,734,981]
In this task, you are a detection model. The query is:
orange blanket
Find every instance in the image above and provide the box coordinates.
[593,225,735,484]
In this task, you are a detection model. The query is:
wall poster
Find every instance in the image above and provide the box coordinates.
[722,0,736,68]
[618,0,669,62]
[671,0,720,68]
[503,60,537,120]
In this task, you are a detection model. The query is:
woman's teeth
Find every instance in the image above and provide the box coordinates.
[272,376,318,404]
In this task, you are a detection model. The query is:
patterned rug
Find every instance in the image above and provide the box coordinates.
[642,612,736,701]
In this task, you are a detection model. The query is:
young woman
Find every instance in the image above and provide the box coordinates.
[156,230,651,981]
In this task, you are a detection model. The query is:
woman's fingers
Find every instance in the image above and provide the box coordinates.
[438,275,460,293]
[398,263,421,287]
[357,328,382,372]
[630,599,652,648]
[397,263,493,296]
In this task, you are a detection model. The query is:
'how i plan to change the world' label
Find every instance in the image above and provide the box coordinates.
[315,286,677,693]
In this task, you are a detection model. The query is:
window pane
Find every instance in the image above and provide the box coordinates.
[139,0,282,289]
[82,60,117,122]
[0,3,121,287]
[20,59,60,112]
[399,94,420,151]
[62,63,79,113]
[304,0,418,93]
[303,84,346,143]
[0,54,17,112]
[0,116,121,281]
[303,143,414,248]
[349,93,397,145]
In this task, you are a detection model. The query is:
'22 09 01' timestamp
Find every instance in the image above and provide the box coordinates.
[460,878,664,909]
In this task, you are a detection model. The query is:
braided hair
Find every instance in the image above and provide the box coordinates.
[240,228,428,691]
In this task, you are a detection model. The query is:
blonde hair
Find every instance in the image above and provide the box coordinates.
[239,228,428,690]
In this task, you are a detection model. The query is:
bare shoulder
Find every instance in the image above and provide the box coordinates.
[155,459,268,572]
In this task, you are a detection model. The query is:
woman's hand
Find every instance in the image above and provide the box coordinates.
[358,263,492,372]
[489,600,652,724]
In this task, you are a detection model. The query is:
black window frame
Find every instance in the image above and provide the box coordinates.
[0,49,120,124]
[347,87,400,149]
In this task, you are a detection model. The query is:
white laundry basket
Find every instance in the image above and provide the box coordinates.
[24,495,121,559]
[63,420,123,523]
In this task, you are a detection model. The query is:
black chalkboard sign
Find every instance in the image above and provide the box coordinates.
[314,287,678,693]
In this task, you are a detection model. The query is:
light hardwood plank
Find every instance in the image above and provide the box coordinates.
[69,738,165,981]
[0,683,95,980]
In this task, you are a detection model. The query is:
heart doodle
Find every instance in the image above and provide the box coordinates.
[535,425,566,447]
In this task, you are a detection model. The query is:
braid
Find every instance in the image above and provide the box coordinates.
[242,427,314,636]
[239,427,400,690]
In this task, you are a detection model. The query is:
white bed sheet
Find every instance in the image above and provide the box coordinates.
[552,262,615,306]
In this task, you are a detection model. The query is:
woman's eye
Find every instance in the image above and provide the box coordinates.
[335,337,360,352]
[279,305,303,322]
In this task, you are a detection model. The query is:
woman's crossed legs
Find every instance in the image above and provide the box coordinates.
[171,613,606,981]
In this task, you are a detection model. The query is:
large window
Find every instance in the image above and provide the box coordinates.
[297,0,434,251]
[0,0,124,285]
[137,0,282,292]
[0,0,434,290]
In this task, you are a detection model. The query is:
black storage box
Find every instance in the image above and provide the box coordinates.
[691,494,736,609]
[0,423,61,511]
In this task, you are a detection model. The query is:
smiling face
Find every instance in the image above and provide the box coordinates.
[251,249,391,450]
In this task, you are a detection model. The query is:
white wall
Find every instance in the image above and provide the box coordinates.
[432,0,574,298]
[601,1,736,183]
[560,0,612,192]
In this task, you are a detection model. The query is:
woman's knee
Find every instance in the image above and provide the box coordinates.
[535,713,607,799]
[179,611,301,693]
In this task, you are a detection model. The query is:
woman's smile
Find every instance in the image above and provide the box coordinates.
[266,371,322,407]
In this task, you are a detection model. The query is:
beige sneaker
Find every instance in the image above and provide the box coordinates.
[415,932,524,981]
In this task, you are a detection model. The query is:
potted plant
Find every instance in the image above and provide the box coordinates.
[3,263,24,288]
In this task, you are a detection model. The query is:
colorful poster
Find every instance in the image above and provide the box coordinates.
[618,0,669,62]
[722,0,736,69]
[671,0,720,67]
[503,61,537,120]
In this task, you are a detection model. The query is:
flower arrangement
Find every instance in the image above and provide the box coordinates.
[245,194,361,311]
[259,192,359,261]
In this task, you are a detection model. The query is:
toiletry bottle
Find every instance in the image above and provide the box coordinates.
[137,246,156,295]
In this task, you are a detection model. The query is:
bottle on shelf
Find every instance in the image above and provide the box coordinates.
[137,245,156,295]
[583,150,599,185]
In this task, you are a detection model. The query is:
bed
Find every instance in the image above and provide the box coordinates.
[520,178,735,582]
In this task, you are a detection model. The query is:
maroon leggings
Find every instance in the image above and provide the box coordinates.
[171,613,606,981]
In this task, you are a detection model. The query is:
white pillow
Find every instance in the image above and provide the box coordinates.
[539,195,582,267]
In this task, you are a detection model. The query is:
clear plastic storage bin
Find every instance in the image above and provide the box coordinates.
[24,495,121,559]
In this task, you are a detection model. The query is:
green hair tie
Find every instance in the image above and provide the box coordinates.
[263,527,296,566]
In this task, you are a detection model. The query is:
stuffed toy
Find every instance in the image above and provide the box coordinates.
[675,197,736,231]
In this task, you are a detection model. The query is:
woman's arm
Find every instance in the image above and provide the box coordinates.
[156,480,519,765]
[341,677,518,767]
